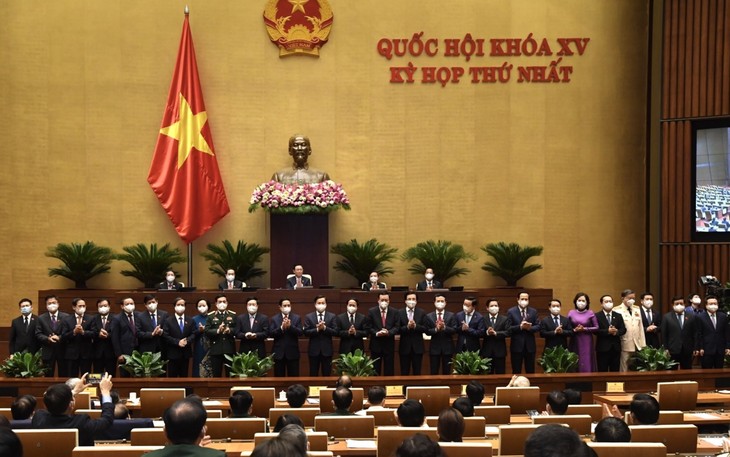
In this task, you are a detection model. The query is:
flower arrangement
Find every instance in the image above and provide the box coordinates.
[249,180,351,214]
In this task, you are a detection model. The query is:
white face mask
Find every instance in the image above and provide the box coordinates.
[603,302,614,311]
[281,306,291,315]
[692,297,702,305]
[216,302,227,312]
[166,275,175,282]
[488,306,499,315]
[550,306,561,315]
[370,276,378,283]
[98,306,109,315]
[75,307,86,316]
[175,305,185,314]
[425,273,434,280]
[435,301,446,311]
[315,304,327,313]
[576,300,587,310]
[706,304,719,313]
[123,304,135,313]
[226,274,235,282]
[463,306,472,314]
[247,305,258,314]
[406,300,417,309]
[47,304,59,313]
[198,306,208,315]
[642,300,653,308]
[379,301,389,310]
[674,304,686,313]
[347,306,357,314]
[626,299,635,306]
[518,300,529,308]
[20,306,31,315]
[146,303,158,312]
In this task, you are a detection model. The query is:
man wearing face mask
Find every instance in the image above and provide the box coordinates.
[336,298,369,356]
[9,298,38,355]
[695,295,728,368]
[397,292,427,375]
[367,293,399,376]
[270,298,303,377]
[455,297,484,354]
[112,297,141,378]
[303,295,338,376]
[539,299,573,351]
[639,293,662,348]
[218,268,246,290]
[64,298,94,377]
[416,268,442,291]
[686,293,704,315]
[661,296,699,369]
[595,295,626,372]
[481,299,510,374]
[163,297,196,377]
[35,295,70,377]
[137,295,169,359]
[361,271,387,291]
[90,298,116,376]
[614,289,646,372]
[425,294,457,375]
[236,298,269,359]
[157,269,184,291]
[506,292,541,374]
[204,295,238,377]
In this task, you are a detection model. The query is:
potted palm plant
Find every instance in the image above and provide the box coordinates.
[451,351,492,375]
[225,351,275,377]
[330,238,398,287]
[401,240,476,285]
[116,243,186,288]
[45,241,115,288]
[201,240,270,284]
[481,242,543,287]
[332,349,377,376]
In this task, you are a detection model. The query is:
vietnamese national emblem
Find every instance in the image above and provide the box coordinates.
[263,0,333,57]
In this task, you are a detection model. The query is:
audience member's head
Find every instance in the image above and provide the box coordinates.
[185,394,204,405]
[273,414,304,432]
[629,393,660,425]
[465,381,485,406]
[11,395,36,420]
[451,397,474,417]
[64,378,82,391]
[114,403,130,419]
[229,390,254,417]
[286,384,308,408]
[251,436,306,457]
[524,424,587,457]
[594,417,631,442]
[332,387,353,412]
[437,408,464,442]
[43,384,74,415]
[109,390,121,405]
[278,424,308,455]
[336,374,353,388]
[546,390,568,415]
[162,399,208,445]
[397,399,426,427]
[367,386,386,406]
[395,433,444,457]
[508,375,531,387]
[0,428,22,457]
[562,388,582,405]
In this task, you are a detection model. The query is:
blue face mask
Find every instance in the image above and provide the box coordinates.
[20,306,31,315]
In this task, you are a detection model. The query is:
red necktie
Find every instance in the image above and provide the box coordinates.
[381,310,386,327]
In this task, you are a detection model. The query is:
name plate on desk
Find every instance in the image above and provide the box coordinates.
[387,385,404,396]
[606,382,624,393]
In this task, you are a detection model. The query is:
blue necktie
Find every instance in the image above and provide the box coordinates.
[179,317,184,332]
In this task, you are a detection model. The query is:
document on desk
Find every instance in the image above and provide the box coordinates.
[347,439,377,449]
[689,412,723,419]
[700,437,726,447]
[203,400,223,407]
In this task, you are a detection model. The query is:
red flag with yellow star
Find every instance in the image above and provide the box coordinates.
[148,13,229,244]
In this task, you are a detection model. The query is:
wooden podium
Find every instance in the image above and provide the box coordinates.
[269,213,329,289]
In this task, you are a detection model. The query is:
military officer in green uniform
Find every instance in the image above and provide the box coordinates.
[205,294,238,377]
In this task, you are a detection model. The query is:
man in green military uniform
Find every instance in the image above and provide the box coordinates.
[205,294,237,377]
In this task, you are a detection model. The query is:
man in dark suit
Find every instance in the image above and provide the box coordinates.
[63,298,94,377]
[455,296,484,353]
[157,269,184,291]
[163,297,196,377]
[424,294,457,374]
[90,298,116,376]
[367,293,399,376]
[336,298,369,355]
[35,295,69,377]
[481,299,510,374]
[595,295,627,372]
[639,292,662,348]
[31,373,114,446]
[303,295,338,376]
[204,294,238,377]
[286,264,312,289]
[218,268,246,290]
[269,298,303,376]
[539,299,573,351]
[415,268,443,291]
[661,296,699,369]
[145,399,225,457]
[506,292,541,374]
[397,292,427,375]
[9,297,38,354]
[111,297,141,377]
[696,295,730,368]
[235,298,269,358]
[137,295,169,358]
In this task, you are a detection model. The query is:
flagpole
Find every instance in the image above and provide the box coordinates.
[188,243,193,287]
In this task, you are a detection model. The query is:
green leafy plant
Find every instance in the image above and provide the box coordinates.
[225,351,275,378]
[332,349,378,377]
[331,238,398,286]
[0,351,45,378]
[45,241,115,288]
[539,346,579,373]
[120,350,167,377]
[201,240,270,283]
[116,243,186,288]
[401,240,476,285]
[629,346,678,371]
[481,242,543,287]
[451,351,492,375]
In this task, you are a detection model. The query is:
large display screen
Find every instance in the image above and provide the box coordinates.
[693,119,730,240]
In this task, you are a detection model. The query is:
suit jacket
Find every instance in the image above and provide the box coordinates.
[89,313,116,359]
[111,311,141,358]
[146,443,225,457]
[397,307,427,355]
[661,311,697,355]
[336,312,369,354]
[424,310,457,355]
[595,311,627,352]
[640,307,662,348]
[361,282,387,291]
[303,311,338,356]
[31,400,114,446]
[63,313,94,360]
[480,314,510,358]
[455,311,484,352]
[235,313,270,358]
[137,311,170,354]
[205,311,238,355]
[539,314,573,349]
[35,312,70,360]
[614,304,646,352]
[163,314,196,359]
[9,314,38,354]
[416,279,443,291]
[218,279,245,291]
[157,281,183,291]
[695,312,728,355]
[269,313,303,360]
[367,306,399,353]
[286,275,312,289]
[506,306,540,353]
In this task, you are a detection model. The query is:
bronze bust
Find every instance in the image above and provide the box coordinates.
[272,134,331,185]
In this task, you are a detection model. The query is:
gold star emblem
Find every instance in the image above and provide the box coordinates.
[288,0,309,14]
[159,93,214,168]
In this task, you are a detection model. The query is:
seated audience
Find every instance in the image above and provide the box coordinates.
[437,408,464,442]
[145,398,224,457]
[397,399,426,427]
[324,387,353,415]
[545,390,568,415]
[628,393,660,425]
[0,428,22,457]
[465,380,485,406]
[229,390,255,418]
[507,375,531,387]
[336,374,353,388]
[366,386,386,408]
[562,388,582,405]
[277,424,308,455]
[11,395,36,420]
[396,433,444,457]
[114,403,130,419]
[451,397,474,417]
[594,417,631,442]
[524,423,592,457]
[273,414,304,433]
[251,436,306,457]
[286,384,308,408]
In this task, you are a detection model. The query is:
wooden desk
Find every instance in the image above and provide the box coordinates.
[593,391,730,407]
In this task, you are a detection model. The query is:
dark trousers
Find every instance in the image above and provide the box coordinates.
[510,351,535,374]
[430,354,452,375]
[94,357,117,376]
[209,354,229,377]
[596,349,621,372]
[399,352,423,375]
[670,351,694,370]
[701,352,724,369]
[44,355,66,377]
[309,355,332,376]
[275,357,299,377]
[167,358,190,377]
[372,350,395,376]
[490,357,506,375]
[66,358,92,378]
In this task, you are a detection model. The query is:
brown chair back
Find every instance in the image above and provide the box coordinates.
[318,388,364,413]
[405,386,450,416]
[473,406,511,425]
[439,442,493,457]
[231,387,276,418]
[269,407,320,427]
[73,392,91,410]
[15,429,78,457]
[587,442,666,457]
[425,416,486,438]
[0,407,13,420]
[74,409,102,419]
[629,424,698,453]
[497,424,543,456]
[130,428,167,446]
[365,408,399,426]
[656,381,698,411]
[314,415,375,438]
[71,445,164,457]
[254,431,328,451]
[494,387,541,414]
[139,388,186,419]
[205,417,267,440]
[376,426,438,457]
[532,414,592,435]
[566,404,602,422]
